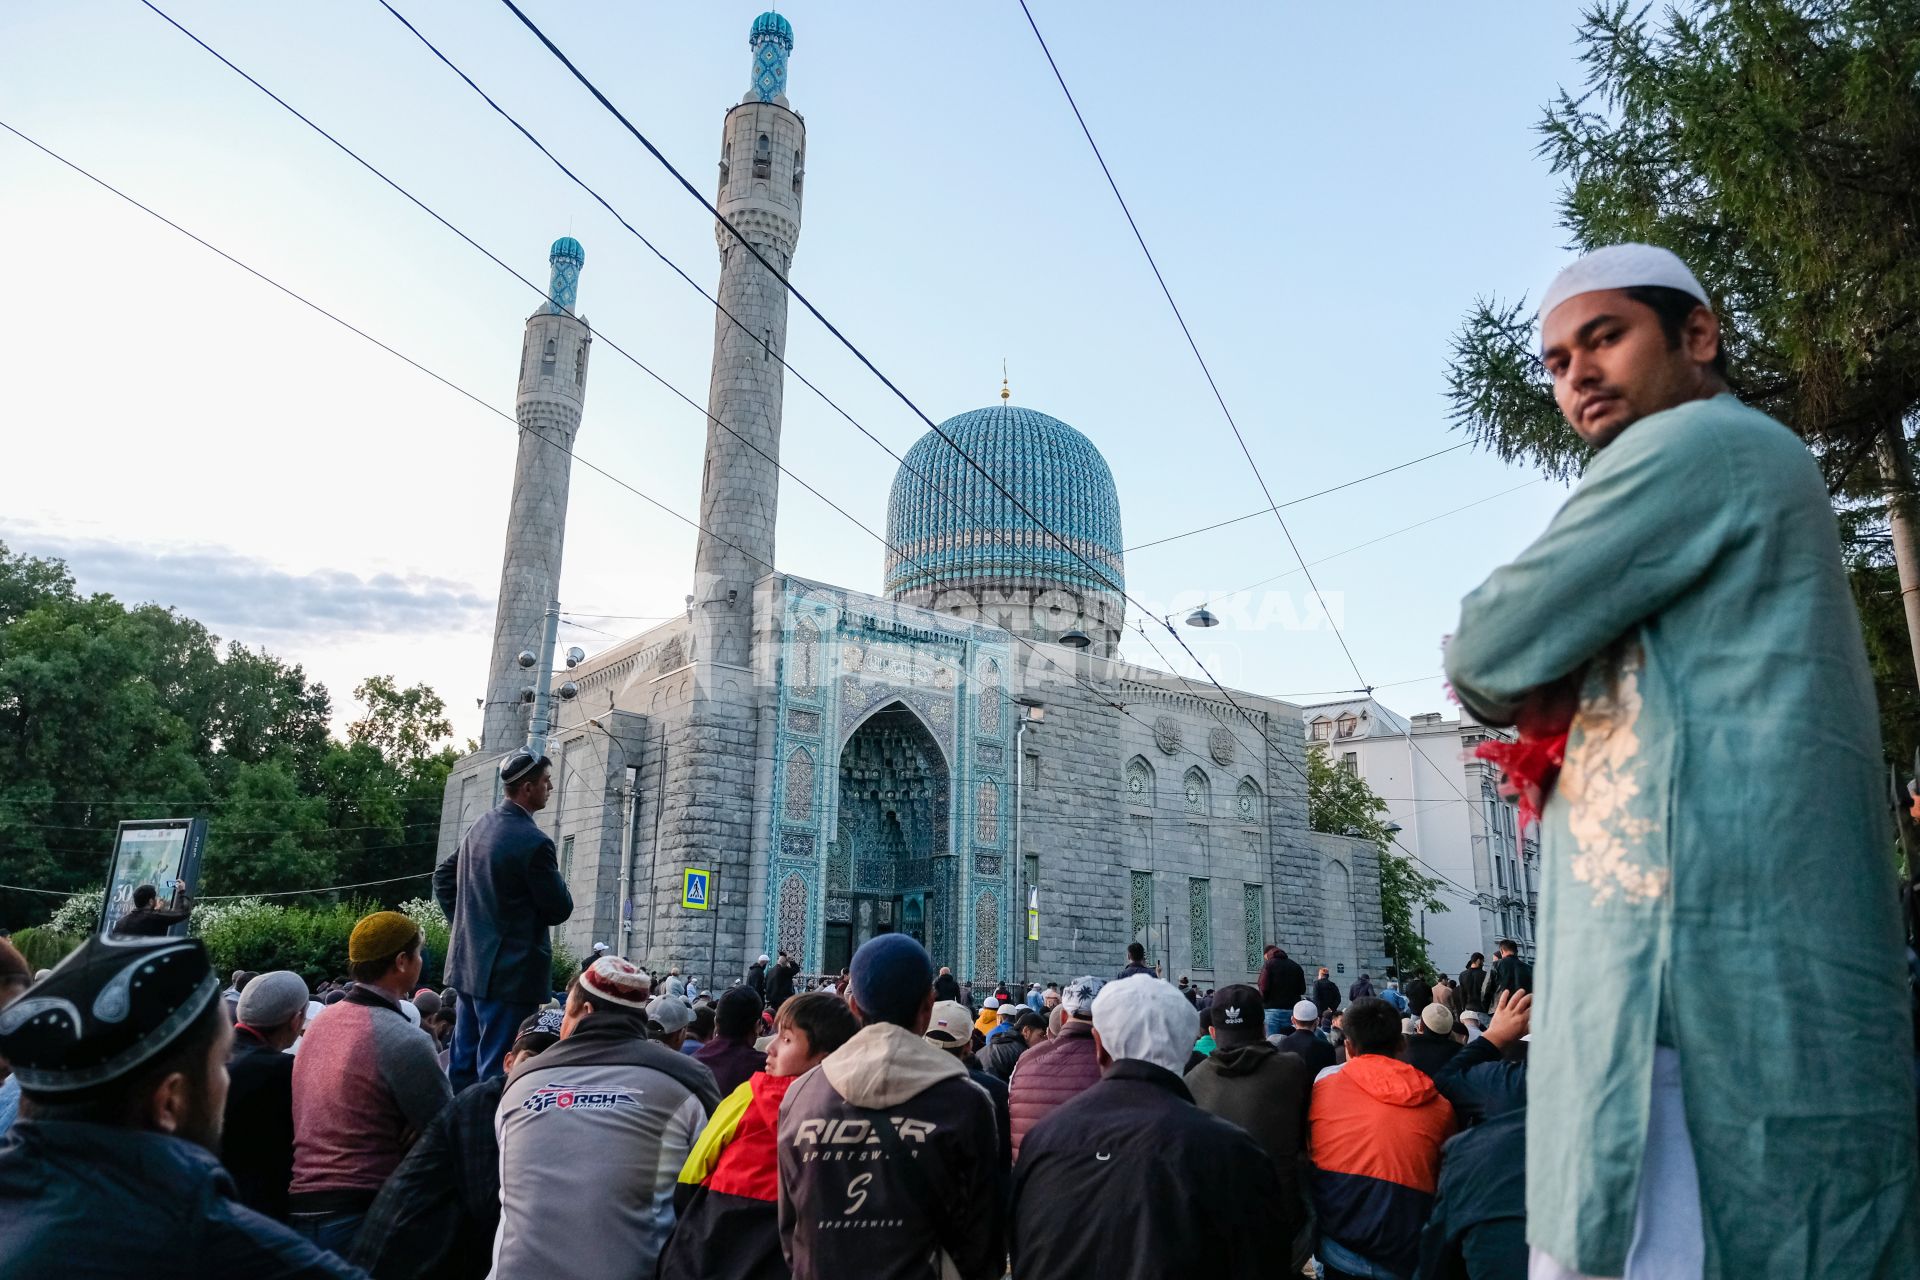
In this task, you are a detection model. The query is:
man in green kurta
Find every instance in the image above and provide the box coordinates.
[1446,244,1918,1280]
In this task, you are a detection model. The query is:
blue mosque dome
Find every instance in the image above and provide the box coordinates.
[885,403,1126,636]
[549,236,585,264]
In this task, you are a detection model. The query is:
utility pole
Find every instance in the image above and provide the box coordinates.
[525,601,562,758]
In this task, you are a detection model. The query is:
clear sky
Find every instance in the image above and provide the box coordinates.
[1,1,1591,742]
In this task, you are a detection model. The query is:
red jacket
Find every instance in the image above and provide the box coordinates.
[1309,1053,1455,1276]
[1007,1018,1101,1163]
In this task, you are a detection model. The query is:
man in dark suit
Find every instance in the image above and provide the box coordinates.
[434,750,574,1089]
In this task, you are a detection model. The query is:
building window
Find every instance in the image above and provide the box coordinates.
[1335,713,1358,738]
[792,148,804,195]
[1188,878,1212,970]
[1130,870,1153,950]
[560,834,575,884]
[753,132,772,178]
[1341,752,1358,776]
[1243,883,1263,973]
[1309,717,1331,741]
[573,343,586,386]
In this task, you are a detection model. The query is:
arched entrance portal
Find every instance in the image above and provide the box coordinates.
[824,701,951,974]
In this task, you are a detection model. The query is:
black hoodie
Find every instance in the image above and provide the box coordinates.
[1183,1041,1310,1246]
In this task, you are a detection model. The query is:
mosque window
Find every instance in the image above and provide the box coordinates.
[977,778,1000,844]
[754,133,772,178]
[792,148,804,196]
[784,747,815,822]
[1125,756,1154,806]
[1183,767,1210,816]
[717,157,730,195]
[1236,777,1260,822]
[541,338,557,377]
[573,344,585,386]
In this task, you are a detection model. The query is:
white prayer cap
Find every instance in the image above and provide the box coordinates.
[1091,973,1197,1076]
[1539,243,1711,322]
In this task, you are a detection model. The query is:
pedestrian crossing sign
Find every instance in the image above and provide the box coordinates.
[682,868,711,910]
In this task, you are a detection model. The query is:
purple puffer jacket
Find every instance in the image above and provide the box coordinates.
[1007,1019,1101,1163]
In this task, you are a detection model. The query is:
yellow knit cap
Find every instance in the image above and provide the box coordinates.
[348,911,421,965]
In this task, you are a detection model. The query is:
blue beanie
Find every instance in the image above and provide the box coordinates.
[848,934,934,1028]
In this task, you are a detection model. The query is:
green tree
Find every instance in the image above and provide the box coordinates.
[1445,0,1920,712]
[349,675,453,774]
[203,758,333,899]
[1306,746,1448,976]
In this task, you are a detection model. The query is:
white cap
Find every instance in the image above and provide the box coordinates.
[1539,243,1710,322]
[1292,999,1319,1024]
[591,942,609,953]
[1090,973,1198,1076]
[982,996,1000,1011]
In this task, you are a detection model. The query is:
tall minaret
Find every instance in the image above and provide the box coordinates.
[481,238,592,755]
[691,11,804,667]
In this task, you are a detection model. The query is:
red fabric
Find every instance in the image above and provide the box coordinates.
[1308,1055,1454,1193]
[706,1071,796,1202]
[1007,1020,1102,1162]
[1473,731,1567,831]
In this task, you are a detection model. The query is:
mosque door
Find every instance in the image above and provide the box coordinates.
[836,702,950,968]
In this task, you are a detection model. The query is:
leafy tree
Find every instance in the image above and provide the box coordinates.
[349,675,453,775]
[1307,745,1448,976]
[1446,0,1920,712]
[203,758,333,899]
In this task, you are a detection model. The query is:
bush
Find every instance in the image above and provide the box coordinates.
[11,925,80,972]
[47,889,104,937]
[399,897,450,988]
[191,898,363,988]
[551,940,578,993]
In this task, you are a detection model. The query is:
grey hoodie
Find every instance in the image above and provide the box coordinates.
[777,1022,1002,1280]
[492,1021,720,1279]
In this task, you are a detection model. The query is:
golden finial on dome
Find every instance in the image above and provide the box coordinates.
[1001,358,1010,402]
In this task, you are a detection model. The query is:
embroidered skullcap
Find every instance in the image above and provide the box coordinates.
[1421,1003,1456,1035]
[0,934,220,1094]
[236,970,311,1028]
[1092,973,1198,1076]
[1538,243,1711,323]
[1060,975,1104,1018]
[498,750,550,785]
[1292,999,1320,1025]
[348,911,421,966]
[1209,983,1266,1046]
[579,956,651,1009]
[518,1008,566,1040]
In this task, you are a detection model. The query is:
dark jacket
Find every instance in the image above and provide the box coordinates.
[933,971,960,1002]
[1348,975,1376,1001]
[222,1025,296,1220]
[1116,961,1157,981]
[1404,1031,1464,1081]
[778,1023,1001,1280]
[1312,976,1342,1015]
[110,894,192,937]
[1404,978,1434,1014]
[1416,1109,1527,1280]
[1183,1043,1310,1246]
[0,1120,363,1278]
[433,799,573,1005]
[1272,1026,1336,1079]
[1431,1035,1527,1129]
[1309,1055,1456,1278]
[694,1035,767,1098]
[765,958,799,1010]
[1006,1017,1101,1162]
[977,1029,1026,1082]
[1010,1060,1282,1280]
[1452,966,1488,1014]
[349,1076,506,1280]
[1486,954,1532,1003]
[745,960,767,999]
[1260,951,1307,1009]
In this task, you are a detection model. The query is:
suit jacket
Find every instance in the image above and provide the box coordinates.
[434,800,573,1005]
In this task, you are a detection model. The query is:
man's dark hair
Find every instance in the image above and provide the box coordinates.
[349,930,423,985]
[1623,284,1728,377]
[688,1003,716,1043]
[21,998,225,1127]
[775,991,859,1058]
[503,760,551,797]
[1342,997,1405,1058]
[1468,952,1483,966]
[1013,1009,1047,1034]
[715,986,764,1040]
[1497,939,1517,955]
[132,885,158,909]
[1126,941,1145,963]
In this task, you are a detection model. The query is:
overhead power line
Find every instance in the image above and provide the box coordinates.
[1016,0,1367,689]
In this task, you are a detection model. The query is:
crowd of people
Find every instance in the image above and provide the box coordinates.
[0,883,1549,1280]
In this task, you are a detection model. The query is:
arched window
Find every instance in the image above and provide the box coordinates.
[784,746,814,822]
[573,343,586,386]
[1183,766,1211,816]
[1236,777,1261,823]
[716,157,730,195]
[792,147,804,196]
[976,778,1000,845]
[1125,756,1154,806]
[753,133,772,179]
[540,337,556,377]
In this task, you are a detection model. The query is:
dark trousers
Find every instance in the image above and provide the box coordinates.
[450,991,535,1091]
[288,1208,365,1258]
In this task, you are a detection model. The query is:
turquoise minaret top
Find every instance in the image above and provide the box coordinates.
[545,236,585,315]
[749,11,793,103]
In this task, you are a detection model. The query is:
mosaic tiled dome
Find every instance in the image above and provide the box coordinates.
[884,404,1126,626]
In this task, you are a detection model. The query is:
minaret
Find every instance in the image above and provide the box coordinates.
[691,10,804,667]
[481,237,592,755]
